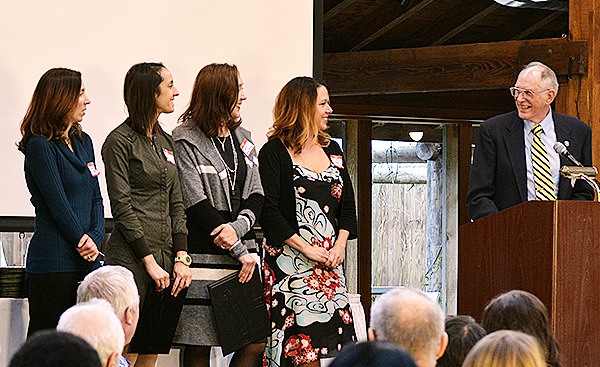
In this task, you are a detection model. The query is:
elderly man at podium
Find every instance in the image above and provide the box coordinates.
[466,61,594,220]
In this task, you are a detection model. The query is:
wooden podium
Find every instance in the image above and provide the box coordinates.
[459,200,600,367]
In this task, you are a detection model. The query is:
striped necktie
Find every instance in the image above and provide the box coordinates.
[531,124,556,200]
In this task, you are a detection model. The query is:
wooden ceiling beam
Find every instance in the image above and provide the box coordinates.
[511,12,564,40]
[432,3,501,46]
[349,0,435,51]
[324,38,587,96]
[324,0,358,22]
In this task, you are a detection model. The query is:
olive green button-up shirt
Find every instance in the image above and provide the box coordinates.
[101,121,187,280]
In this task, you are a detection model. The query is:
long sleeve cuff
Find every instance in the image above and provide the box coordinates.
[129,237,153,260]
[173,233,188,253]
[229,218,249,240]
[229,241,249,260]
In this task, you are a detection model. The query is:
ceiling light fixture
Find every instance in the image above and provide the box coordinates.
[409,131,424,142]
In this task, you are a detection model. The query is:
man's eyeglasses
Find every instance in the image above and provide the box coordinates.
[509,87,550,98]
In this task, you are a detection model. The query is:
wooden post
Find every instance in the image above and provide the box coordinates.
[426,158,443,295]
[445,124,459,314]
[345,119,373,321]
[564,0,600,166]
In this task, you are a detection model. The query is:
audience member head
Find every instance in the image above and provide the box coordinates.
[462,330,546,367]
[9,330,102,367]
[437,315,487,367]
[369,288,448,367]
[57,299,125,367]
[269,76,331,154]
[482,290,560,367]
[124,62,179,136]
[77,265,140,344]
[18,67,84,152]
[329,341,417,367]
[179,63,244,137]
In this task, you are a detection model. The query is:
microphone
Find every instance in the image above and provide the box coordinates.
[553,142,583,167]
[559,166,598,177]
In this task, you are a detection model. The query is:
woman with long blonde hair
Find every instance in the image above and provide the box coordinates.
[259,77,358,367]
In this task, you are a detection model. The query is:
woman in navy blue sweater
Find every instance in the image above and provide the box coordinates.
[18,68,104,337]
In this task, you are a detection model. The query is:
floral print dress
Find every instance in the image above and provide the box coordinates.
[263,163,356,367]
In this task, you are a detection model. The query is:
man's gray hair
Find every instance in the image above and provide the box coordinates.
[57,299,125,367]
[522,61,559,92]
[77,265,139,319]
[370,288,444,361]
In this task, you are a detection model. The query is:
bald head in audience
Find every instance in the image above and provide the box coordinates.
[57,299,125,367]
[369,288,448,367]
[77,265,140,345]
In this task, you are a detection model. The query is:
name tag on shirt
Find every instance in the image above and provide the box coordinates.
[87,162,100,177]
[240,138,255,157]
[330,155,344,169]
[162,148,176,165]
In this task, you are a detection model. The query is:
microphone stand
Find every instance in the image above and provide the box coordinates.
[559,166,600,202]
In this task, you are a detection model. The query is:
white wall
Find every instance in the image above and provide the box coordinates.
[0,0,313,216]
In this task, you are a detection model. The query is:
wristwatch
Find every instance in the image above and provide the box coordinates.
[174,254,192,266]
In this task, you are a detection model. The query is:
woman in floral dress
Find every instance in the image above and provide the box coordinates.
[259,77,358,367]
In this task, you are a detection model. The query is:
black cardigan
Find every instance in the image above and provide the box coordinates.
[258,138,358,246]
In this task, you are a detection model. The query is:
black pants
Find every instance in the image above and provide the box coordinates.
[26,272,85,338]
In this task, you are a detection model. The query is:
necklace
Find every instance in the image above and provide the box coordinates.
[210,135,238,194]
[215,135,229,150]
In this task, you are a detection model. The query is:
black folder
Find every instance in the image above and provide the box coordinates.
[208,267,270,356]
[128,283,188,354]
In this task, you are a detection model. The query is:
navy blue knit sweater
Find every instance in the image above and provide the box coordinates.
[24,133,104,274]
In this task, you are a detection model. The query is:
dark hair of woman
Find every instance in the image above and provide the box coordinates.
[329,341,417,367]
[18,68,83,153]
[268,76,330,154]
[437,315,487,367]
[123,62,165,136]
[179,63,241,137]
[9,330,102,367]
[482,290,561,367]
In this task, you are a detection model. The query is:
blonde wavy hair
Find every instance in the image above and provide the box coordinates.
[462,330,546,367]
[268,76,330,154]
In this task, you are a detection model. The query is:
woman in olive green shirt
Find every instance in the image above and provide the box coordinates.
[102,62,192,367]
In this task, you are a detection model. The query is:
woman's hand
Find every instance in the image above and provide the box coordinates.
[325,242,346,269]
[237,254,256,283]
[211,224,239,250]
[171,260,192,297]
[325,230,349,269]
[285,234,329,264]
[76,234,100,262]
[302,244,330,264]
[142,255,170,292]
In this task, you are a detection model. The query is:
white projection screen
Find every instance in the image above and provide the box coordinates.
[0,1,313,216]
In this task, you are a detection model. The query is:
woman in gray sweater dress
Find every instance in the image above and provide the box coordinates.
[173,63,264,367]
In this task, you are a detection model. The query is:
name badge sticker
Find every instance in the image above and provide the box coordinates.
[87,162,100,177]
[330,155,344,169]
[162,148,176,165]
[240,138,255,157]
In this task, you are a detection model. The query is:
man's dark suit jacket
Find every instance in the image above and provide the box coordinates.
[466,110,593,220]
